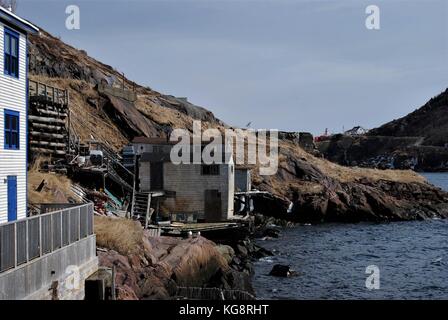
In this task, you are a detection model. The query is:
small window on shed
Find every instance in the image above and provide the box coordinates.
[201,164,220,175]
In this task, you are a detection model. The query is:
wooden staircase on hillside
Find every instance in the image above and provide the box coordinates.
[131,192,154,228]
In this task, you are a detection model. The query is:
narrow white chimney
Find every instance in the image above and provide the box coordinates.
[8,5,12,12]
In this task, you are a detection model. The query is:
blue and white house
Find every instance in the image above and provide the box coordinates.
[0,7,39,223]
[0,8,99,301]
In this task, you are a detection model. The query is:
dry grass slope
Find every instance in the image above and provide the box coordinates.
[28,158,75,204]
[30,74,128,151]
[94,216,144,255]
[281,141,426,184]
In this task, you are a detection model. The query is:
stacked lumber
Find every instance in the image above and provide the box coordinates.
[28,80,69,158]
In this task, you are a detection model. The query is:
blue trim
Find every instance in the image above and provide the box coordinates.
[0,10,39,35]
[4,109,20,150]
[26,33,29,216]
[3,26,20,79]
[7,175,18,222]
[5,109,19,117]
[4,26,19,38]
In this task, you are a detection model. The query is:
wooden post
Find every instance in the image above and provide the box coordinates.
[112,266,116,300]
[129,155,139,219]
[145,194,152,229]
[156,199,160,223]
[68,108,71,156]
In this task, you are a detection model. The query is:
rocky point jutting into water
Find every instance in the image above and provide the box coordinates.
[317,89,448,172]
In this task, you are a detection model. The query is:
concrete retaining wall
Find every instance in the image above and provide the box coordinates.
[0,235,97,300]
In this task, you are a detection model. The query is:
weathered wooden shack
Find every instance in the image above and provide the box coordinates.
[133,137,235,223]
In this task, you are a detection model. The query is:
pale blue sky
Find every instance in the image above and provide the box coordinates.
[17,0,448,135]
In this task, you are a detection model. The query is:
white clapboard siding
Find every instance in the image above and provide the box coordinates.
[0,22,28,224]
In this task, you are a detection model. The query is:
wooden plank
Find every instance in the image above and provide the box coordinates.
[30,147,66,155]
[30,131,66,139]
[28,115,66,124]
[30,123,64,131]
[35,108,68,118]
[30,141,66,148]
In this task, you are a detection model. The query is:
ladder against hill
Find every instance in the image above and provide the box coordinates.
[131,191,153,227]
[131,191,164,228]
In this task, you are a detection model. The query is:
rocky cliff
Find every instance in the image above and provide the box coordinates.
[253,139,448,222]
[318,89,448,171]
[28,28,448,222]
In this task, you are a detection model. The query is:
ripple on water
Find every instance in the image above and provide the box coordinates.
[253,219,448,299]
[253,173,448,299]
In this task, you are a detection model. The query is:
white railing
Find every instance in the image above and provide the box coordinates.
[0,203,94,273]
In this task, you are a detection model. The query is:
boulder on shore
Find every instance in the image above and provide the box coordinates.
[269,264,297,277]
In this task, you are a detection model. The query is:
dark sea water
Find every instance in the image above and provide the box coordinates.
[253,173,448,299]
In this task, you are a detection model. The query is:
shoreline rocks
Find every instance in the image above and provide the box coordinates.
[97,231,266,300]
[269,265,297,278]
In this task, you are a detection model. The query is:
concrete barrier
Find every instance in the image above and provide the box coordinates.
[0,235,97,300]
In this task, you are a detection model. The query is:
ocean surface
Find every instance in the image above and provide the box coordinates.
[253,172,448,299]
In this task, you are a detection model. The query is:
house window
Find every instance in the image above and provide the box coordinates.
[201,164,220,175]
[4,110,19,150]
[4,28,19,78]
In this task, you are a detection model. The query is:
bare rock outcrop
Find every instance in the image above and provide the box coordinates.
[256,152,448,222]
[98,232,253,300]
